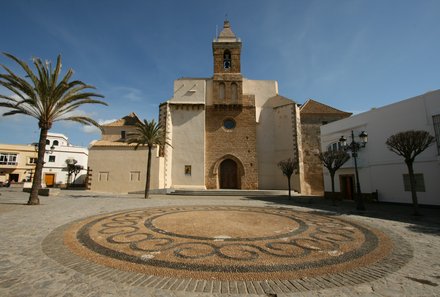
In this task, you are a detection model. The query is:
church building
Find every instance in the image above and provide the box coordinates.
[88,21,350,195]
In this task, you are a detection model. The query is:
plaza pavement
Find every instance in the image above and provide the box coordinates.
[0,187,439,297]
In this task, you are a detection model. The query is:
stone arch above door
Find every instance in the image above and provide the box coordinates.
[212,155,245,189]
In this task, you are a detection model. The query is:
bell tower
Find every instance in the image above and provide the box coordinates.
[212,20,243,105]
[205,20,258,190]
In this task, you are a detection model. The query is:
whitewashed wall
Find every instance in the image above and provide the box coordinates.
[42,133,88,186]
[321,90,440,205]
[167,79,206,190]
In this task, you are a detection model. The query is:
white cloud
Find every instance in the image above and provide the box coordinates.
[107,86,144,102]
[82,118,117,134]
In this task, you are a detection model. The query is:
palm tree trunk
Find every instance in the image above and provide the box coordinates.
[28,128,48,205]
[287,175,291,199]
[406,161,420,216]
[144,145,152,199]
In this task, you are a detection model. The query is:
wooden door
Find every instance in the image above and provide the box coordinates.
[45,174,55,187]
[339,175,354,200]
[220,159,238,189]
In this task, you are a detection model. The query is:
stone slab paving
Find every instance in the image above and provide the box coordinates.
[0,187,439,297]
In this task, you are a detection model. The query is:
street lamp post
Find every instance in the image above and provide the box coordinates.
[339,130,368,211]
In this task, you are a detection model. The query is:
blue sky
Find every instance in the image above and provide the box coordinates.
[1,0,439,146]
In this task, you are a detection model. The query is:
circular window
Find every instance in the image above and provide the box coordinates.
[223,119,236,130]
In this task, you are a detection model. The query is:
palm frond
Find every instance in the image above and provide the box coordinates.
[126,118,169,150]
[3,53,39,87]
[0,53,106,130]
[3,109,32,117]
[0,94,22,102]
[55,116,103,130]
[0,66,37,100]
[50,55,62,92]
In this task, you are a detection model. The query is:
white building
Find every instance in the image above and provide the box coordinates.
[42,133,89,187]
[321,90,440,206]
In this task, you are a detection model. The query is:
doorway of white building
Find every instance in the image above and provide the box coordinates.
[44,173,55,187]
[339,175,354,200]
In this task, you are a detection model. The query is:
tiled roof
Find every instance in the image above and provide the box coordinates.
[300,99,352,115]
[266,95,295,108]
[90,140,145,147]
[103,112,142,127]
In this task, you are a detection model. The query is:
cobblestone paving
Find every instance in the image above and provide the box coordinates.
[0,187,439,296]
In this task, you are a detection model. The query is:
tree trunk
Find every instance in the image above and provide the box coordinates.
[287,175,291,199]
[330,171,335,193]
[330,171,336,205]
[28,128,48,205]
[144,145,152,199]
[67,172,71,188]
[406,161,420,216]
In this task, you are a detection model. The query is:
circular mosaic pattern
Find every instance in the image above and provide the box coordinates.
[62,206,399,281]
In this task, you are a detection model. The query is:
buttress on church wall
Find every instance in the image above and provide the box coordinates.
[166,79,206,190]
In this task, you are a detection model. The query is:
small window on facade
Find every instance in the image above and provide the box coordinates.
[433,114,440,155]
[403,173,425,192]
[130,171,140,181]
[0,153,17,165]
[53,140,59,146]
[219,83,225,100]
[328,142,344,152]
[121,131,126,140]
[223,118,236,130]
[46,140,50,145]
[28,157,37,164]
[48,155,56,162]
[185,165,191,176]
[99,172,109,182]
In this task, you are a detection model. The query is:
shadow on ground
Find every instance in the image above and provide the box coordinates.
[241,195,440,236]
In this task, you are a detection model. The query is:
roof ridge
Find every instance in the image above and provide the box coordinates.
[300,99,351,115]
[103,112,142,127]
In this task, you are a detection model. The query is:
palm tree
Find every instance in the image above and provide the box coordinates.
[277,158,298,199]
[126,119,169,199]
[386,130,435,216]
[0,53,106,205]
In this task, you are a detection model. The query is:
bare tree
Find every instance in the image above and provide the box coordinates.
[66,159,84,187]
[319,150,350,204]
[277,158,298,199]
[386,130,435,216]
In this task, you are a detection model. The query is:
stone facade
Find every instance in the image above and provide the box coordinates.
[205,20,258,189]
[299,100,352,195]
[205,105,258,189]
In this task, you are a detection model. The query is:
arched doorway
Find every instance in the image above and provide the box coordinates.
[220,159,239,189]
